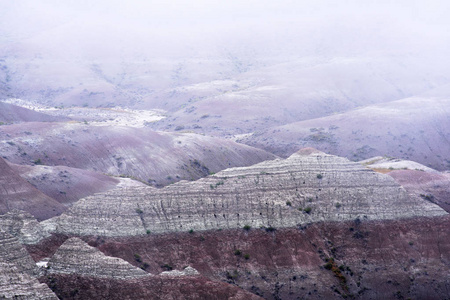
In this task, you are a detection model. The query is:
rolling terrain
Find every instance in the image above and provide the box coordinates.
[240,95,450,171]
[0,122,276,186]
[11,149,448,300]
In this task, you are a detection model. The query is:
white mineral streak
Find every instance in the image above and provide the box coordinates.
[160,266,200,277]
[43,149,447,237]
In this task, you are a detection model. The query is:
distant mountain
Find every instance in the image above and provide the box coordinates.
[149,56,450,136]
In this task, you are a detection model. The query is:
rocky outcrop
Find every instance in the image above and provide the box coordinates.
[47,237,151,279]
[44,149,447,237]
[0,210,50,244]
[0,260,57,300]
[160,266,200,277]
[0,230,37,275]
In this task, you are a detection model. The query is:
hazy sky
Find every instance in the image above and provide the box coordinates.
[2,0,449,57]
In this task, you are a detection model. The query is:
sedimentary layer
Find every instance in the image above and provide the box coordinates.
[47,237,151,279]
[44,149,447,236]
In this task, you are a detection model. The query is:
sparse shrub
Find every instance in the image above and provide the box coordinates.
[161,263,173,271]
[286,201,292,206]
[304,207,312,214]
[409,241,414,246]
[34,158,42,165]
[265,226,276,232]
[135,208,143,214]
[226,270,239,280]
[146,230,151,234]
[174,125,185,131]
[134,254,142,263]
[335,202,342,208]
[244,254,250,260]
[317,174,323,179]
[234,249,242,256]
[243,224,251,231]
[141,262,150,270]
[189,229,194,234]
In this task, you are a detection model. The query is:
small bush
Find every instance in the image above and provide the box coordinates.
[234,249,242,256]
[286,201,292,206]
[335,202,342,208]
[146,230,151,234]
[304,207,312,214]
[317,174,323,179]
[134,254,142,263]
[244,254,250,260]
[161,264,173,271]
[265,226,276,232]
[189,229,194,234]
[243,225,251,231]
[135,208,143,214]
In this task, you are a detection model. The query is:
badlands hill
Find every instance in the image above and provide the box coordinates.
[20,149,447,299]
[240,95,450,171]
[44,149,446,237]
[0,157,65,220]
[0,122,275,186]
[8,162,127,206]
[0,101,68,123]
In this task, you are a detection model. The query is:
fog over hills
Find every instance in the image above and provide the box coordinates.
[1,1,450,299]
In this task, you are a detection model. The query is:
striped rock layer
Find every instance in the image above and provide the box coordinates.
[44,149,447,237]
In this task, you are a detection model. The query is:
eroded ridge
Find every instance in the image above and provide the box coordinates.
[44,149,447,236]
[47,237,151,279]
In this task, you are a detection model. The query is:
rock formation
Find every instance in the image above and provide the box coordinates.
[0,210,50,244]
[47,237,151,279]
[160,266,200,277]
[0,230,37,275]
[44,149,447,237]
[0,260,57,300]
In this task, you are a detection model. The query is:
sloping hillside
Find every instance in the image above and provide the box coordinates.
[0,157,65,220]
[0,122,276,186]
[240,96,450,171]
